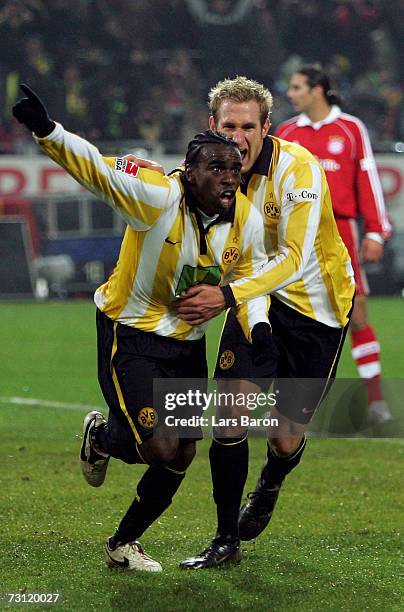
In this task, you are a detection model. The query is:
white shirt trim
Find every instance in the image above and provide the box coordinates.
[296,106,342,130]
[365,232,384,245]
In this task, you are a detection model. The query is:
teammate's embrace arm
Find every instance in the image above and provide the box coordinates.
[226,222,270,341]
[12,84,171,231]
[229,159,324,304]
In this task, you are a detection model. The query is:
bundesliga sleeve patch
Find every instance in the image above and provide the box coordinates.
[114,158,140,177]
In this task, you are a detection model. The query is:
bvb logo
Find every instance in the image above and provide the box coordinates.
[222,246,240,265]
[264,201,280,219]
[219,350,235,370]
[138,407,158,429]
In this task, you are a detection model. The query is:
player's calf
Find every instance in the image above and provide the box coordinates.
[238,437,306,541]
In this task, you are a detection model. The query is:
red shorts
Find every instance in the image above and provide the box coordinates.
[336,218,369,297]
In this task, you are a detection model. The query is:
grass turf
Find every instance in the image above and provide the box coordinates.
[0,298,403,610]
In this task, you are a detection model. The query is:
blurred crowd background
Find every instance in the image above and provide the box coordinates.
[1,0,403,298]
[1,0,403,154]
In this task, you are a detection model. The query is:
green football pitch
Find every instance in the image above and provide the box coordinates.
[1,298,403,611]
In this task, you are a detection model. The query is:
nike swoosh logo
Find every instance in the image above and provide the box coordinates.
[105,546,129,568]
[302,407,313,414]
[165,238,181,245]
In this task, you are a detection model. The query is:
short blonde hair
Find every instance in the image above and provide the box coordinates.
[208,76,273,127]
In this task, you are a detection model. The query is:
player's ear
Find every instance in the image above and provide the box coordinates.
[313,84,323,99]
[208,115,216,130]
[262,117,270,138]
[185,166,193,183]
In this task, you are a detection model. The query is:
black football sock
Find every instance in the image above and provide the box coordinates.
[209,435,249,542]
[260,436,307,489]
[112,465,185,545]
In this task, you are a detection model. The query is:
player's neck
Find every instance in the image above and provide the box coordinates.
[305,101,332,124]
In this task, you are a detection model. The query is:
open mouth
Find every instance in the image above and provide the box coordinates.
[240,149,247,160]
[219,190,235,206]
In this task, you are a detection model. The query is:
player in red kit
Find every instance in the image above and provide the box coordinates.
[276,65,392,424]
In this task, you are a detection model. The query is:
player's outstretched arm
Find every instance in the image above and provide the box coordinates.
[12,84,171,230]
[12,83,55,137]
[122,154,165,175]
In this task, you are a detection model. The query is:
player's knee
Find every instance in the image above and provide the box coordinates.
[170,441,196,471]
[142,438,179,465]
[350,319,368,331]
[179,441,196,468]
[269,437,300,457]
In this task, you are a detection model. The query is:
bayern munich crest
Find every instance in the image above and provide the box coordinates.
[327,136,345,154]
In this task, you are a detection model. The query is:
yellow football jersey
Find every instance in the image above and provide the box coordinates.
[36,123,270,339]
[229,137,355,327]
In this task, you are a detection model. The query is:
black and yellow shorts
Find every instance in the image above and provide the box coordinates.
[214,296,351,424]
[96,309,207,461]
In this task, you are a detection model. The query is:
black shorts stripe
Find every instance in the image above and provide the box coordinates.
[110,321,142,445]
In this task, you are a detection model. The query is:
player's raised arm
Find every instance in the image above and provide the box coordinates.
[122,154,165,175]
[12,84,172,231]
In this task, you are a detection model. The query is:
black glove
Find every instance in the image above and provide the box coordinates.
[12,84,55,138]
[251,322,276,367]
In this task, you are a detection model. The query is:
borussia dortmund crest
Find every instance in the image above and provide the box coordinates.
[138,407,158,429]
[219,350,235,370]
[222,247,240,265]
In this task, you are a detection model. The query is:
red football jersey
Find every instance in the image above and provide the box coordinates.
[275,106,391,238]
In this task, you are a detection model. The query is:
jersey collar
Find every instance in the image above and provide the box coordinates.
[296,105,342,130]
[241,136,273,194]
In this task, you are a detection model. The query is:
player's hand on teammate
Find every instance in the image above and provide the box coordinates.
[251,322,276,367]
[12,84,55,138]
[360,237,384,263]
[122,154,165,175]
[175,284,226,325]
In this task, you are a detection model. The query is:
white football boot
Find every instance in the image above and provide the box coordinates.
[368,400,393,424]
[104,539,162,572]
[80,411,110,487]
